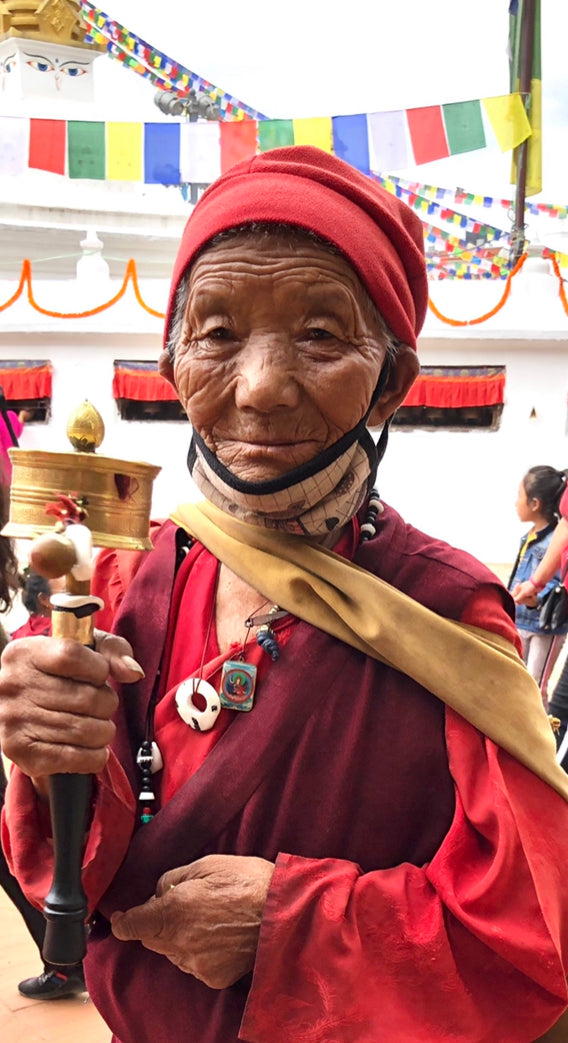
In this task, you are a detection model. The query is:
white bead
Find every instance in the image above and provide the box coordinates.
[149,741,163,773]
[136,741,163,774]
[360,522,376,536]
[175,678,221,732]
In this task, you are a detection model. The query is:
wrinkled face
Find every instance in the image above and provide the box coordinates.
[162,232,418,483]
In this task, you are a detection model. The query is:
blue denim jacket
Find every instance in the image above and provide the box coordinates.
[508,526,568,634]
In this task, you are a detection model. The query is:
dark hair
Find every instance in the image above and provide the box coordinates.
[21,570,51,615]
[0,485,19,613]
[523,466,568,525]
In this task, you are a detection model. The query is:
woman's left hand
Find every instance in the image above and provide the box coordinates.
[110,854,275,988]
[512,581,540,606]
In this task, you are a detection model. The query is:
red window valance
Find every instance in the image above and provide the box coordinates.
[0,361,52,400]
[113,361,178,402]
[402,366,505,409]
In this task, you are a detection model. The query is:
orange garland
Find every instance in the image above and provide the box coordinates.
[427,253,528,326]
[0,251,566,326]
[0,258,165,320]
[550,253,568,318]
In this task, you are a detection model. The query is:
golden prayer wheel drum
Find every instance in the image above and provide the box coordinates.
[3,448,161,550]
[2,401,160,550]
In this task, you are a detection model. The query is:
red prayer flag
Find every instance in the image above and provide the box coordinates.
[406,106,449,165]
[219,121,258,173]
[29,119,66,175]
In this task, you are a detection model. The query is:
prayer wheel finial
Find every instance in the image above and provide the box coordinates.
[66,400,105,453]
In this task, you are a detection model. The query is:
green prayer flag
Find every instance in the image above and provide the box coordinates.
[258,120,294,152]
[442,100,486,155]
[68,121,106,180]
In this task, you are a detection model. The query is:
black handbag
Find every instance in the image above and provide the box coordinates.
[539,561,568,631]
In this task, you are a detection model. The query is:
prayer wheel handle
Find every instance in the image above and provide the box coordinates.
[30,524,102,967]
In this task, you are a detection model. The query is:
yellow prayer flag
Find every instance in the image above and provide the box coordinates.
[510,78,542,196]
[482,93,531,153]
[106,122,143,181]
[292,117,333,152]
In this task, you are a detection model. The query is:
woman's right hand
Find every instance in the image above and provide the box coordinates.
[0,633,144,791]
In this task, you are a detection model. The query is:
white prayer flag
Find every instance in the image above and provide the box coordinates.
[180,121,221,184]
[366,110,410,173]
[0,116,30,176]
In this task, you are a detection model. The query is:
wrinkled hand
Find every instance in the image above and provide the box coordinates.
[111,854,275,989]
[512,581,540,606]
[0,631,144,789]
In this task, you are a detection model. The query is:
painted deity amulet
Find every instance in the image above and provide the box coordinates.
[219,660,257,712]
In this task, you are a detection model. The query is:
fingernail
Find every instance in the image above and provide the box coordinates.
[121,655,145,677]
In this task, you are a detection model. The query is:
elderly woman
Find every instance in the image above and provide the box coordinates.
[2,148,568,1043]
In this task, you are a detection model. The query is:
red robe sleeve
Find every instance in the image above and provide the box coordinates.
[242,712,568,1043]
[240,588,568,1043]
[1,751,136,915]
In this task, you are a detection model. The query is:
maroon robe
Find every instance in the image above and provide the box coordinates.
[5,505,568,1040]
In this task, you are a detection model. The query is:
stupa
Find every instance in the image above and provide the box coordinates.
[0,0,103,101]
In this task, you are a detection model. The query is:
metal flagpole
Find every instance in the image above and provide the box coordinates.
[510,0,536,265]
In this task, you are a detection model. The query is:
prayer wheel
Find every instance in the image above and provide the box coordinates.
[1,402,160,966]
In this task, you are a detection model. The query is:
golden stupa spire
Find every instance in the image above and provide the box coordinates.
[0,0,103,50]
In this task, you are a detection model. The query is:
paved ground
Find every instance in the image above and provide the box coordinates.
[0,886,109,1043]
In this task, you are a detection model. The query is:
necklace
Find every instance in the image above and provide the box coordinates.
[137,489,383,822]
[175,583,288,733]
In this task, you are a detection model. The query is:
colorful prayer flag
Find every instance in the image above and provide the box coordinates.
[0,117,30,177]
[67,121,105,180]
[106,122,143,181]
[219,120,257,173]
[332,114,370,173]
[292,117,333,152]
[482,94,531,153]
[366,110,410,172]
[258,120,294,152]
[144,123,180,184]
[442,100,486,155]
[180,121,221,183]
[406,106,449,164]
[29,119,66,175]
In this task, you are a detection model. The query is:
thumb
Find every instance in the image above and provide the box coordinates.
[111,899,163,942]
[94,630,145,684]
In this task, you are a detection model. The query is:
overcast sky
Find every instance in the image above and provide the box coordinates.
[94,1,567,200]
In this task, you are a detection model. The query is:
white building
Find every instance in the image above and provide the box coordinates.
[1,4,567,582]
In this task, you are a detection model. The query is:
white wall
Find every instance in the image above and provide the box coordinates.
[381,337,568,568]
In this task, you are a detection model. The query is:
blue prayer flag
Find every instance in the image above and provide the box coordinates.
[144,123,181,184]
[331,114,370,174]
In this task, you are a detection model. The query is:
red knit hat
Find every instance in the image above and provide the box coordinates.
[165,146,427,351]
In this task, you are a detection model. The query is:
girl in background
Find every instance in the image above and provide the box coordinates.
[10,569,54,640]
[508,465,568,702]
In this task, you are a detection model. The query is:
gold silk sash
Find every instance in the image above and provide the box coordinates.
[171,499,568,803]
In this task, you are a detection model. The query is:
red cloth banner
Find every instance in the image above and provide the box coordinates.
[113,365,178,401]
[29,120,66,175]
[402,369,505,408]
[219,120,258,173]
[0,363,52,399]
[406,106,450,165]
